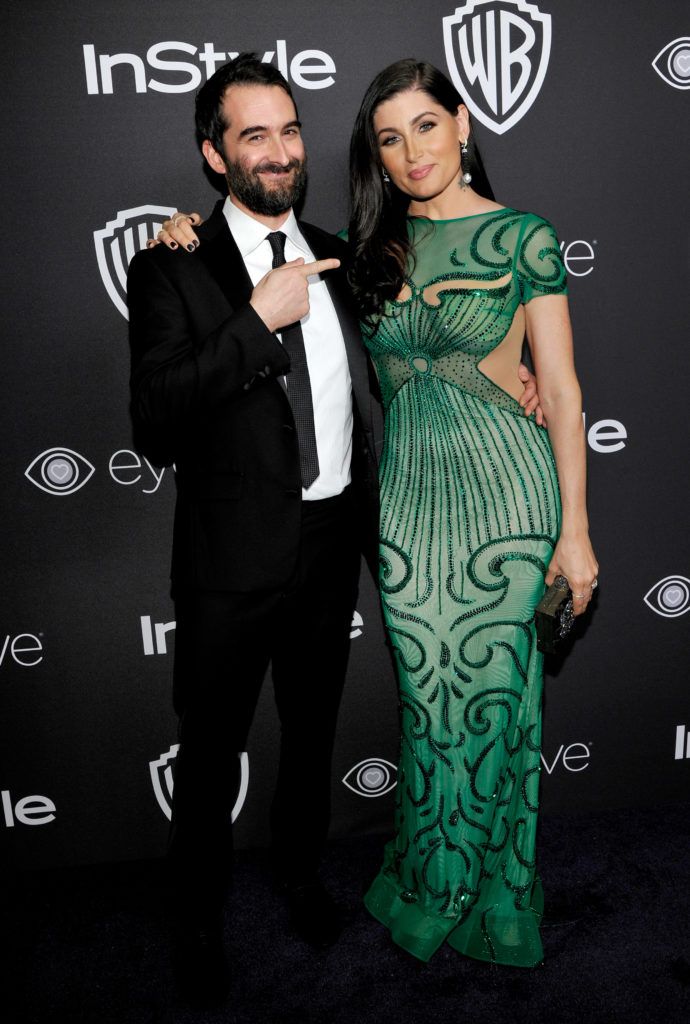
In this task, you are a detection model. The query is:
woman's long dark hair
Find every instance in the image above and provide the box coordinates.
[348,59,494,325]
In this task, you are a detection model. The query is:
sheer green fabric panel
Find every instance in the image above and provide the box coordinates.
[515,216,568,303]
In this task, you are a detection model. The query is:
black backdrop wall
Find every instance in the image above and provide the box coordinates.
[2,0,689,871]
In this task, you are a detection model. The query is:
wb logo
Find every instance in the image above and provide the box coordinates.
[94,206,175,319]
[443,0,552,134]
[149,745,250,823]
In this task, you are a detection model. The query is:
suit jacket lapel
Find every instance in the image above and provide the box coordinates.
[197,200,289,396]
[197,200,254,311]
[300,223,370,418]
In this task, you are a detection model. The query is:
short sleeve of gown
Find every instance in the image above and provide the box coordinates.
[515,215,568,303]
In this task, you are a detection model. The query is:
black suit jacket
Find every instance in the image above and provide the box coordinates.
[127,200,379,591]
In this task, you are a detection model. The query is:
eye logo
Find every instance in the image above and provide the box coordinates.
[442,0,552,135]
[94,205,175,319]
[25,448,95,496]
[342,758,397,798]
[644,576,690,618]
[652,38,690,90]
[149,745,249,822]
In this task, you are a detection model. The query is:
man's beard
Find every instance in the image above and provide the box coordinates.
[225,155,308,216]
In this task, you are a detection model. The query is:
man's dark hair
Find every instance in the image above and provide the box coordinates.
[195,52,297,156]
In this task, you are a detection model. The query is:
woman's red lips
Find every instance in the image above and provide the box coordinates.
[408,165,434,181]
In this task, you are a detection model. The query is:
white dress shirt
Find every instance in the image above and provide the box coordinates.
[223,197,353,501]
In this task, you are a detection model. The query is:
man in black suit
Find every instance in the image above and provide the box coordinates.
[127,54,379,996]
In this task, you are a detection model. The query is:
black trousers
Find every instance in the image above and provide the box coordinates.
[168,488,360,918]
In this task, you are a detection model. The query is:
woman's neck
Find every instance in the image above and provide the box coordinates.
[407,186,503,221]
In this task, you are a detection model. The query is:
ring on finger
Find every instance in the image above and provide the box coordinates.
[591,578,598,590]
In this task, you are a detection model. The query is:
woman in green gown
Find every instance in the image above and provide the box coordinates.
[347,60,598,967]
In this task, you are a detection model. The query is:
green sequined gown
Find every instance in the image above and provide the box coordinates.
[363,209,568,967]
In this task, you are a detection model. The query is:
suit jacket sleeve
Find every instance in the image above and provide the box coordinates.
[127,249,290,466]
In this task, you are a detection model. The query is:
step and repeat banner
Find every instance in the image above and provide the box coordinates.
[2,1,688,869]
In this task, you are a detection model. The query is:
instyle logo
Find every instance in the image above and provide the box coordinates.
[342,758,397,797]
[150,745,249,823]
[675,726,690,760]
[94,206,175,319]
[141,615,176,655]
[2,790,56,827]
[25,447,95,496]
[142,611,363,654]
[83,40,336,95]
[443,0,551,134]
[644,576,690,618]
[652,38,690,90]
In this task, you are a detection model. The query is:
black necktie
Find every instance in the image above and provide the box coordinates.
[266,231,320,490]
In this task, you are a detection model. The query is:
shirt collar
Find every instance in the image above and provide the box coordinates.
[222,196,309,258]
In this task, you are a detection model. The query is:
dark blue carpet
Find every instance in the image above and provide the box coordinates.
[6,803,690,1024]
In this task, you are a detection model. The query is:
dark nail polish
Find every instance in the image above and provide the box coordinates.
[187,243,195,252]
[170,242,178,250]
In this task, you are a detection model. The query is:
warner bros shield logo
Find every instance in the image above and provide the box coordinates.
[94,205,175,319]
[150,745,250,824]
[443,0,552,135]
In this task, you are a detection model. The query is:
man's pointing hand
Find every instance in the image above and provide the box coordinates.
[250,257,341,334]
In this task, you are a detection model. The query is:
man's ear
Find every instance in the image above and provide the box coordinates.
[202,139,226,175]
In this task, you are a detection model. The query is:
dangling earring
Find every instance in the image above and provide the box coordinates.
[382,168,390,183]
[459,140,472,187]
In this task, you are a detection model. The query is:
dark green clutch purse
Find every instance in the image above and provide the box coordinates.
[535,575,574,654]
